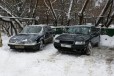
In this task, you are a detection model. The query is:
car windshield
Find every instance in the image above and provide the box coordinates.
[21,26,42,34]
[67,27,90,34]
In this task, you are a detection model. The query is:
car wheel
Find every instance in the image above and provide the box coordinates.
[39,40,44,50]
[0,38,2,47]
[58,49,64,53]
[81,49,86,55]
[86,43,92,55]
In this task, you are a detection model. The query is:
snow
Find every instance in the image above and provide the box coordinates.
[0,5,23,28]
[95,0,103,7]
[109,24,114,28]
[0,15,11,21]
[0,34,114,76]
[67,0,73,20]
[100,35,114,48]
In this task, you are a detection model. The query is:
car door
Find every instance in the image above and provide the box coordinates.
[90,27,100,45]
[44,26,53,43]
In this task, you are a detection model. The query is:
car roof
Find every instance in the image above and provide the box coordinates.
[74,25,94,27]
[28,24,48,27]
[51,25,94,28]
[72,25,94,27]
[50,24,73,28]
[51,26,70,28]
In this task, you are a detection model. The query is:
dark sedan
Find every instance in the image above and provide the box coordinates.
[8,24,53,51]
[54,25,100,55]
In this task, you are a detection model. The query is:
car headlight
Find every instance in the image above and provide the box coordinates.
[75,41,85,45]
[54,39,60,43]
[24,40,37,45]
[25,41,37,45]
[9,39,16,43]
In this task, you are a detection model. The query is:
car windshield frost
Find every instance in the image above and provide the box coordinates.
[21,26,42,34]
[67,27,90,34]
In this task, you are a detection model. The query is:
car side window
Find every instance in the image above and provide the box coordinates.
[43,26,52,33]
[91,27,95,32]
[43,26,48,33]
[91,27,100,35]
[47,26,52,32]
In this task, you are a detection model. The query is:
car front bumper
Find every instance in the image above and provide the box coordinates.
[8,43,40,50]
[54,42,87,51]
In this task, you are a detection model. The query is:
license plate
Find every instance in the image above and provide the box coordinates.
[15,46,24,49]
[61,44,71,48]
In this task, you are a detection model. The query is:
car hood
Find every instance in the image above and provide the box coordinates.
[10,34,40,42]
[56,34,90,41]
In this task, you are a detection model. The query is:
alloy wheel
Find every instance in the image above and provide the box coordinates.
[86,43,92,55]
[39,40,44,50]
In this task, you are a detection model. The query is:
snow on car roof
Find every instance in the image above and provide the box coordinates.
[51,25,94,28]
[51,25,94,29]
[28,24,47,27]
[73,25,94,27]
[51,26,68,28]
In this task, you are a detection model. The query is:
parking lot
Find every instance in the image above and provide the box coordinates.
[0,35,114,76]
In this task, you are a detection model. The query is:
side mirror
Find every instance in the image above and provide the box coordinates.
[90,32,99,37]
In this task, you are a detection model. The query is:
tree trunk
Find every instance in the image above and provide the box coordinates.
[78,0,90,25]
[95,0,113,26]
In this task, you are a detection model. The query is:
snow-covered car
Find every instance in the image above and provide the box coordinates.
[8,24,53,51]
[54,25,100,55]
[0,32,2,47]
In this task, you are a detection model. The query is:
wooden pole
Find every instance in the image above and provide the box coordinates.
[0,32,2,47]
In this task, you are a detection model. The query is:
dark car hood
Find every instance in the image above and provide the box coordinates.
[10,34,40,42]
[56,34,90,41]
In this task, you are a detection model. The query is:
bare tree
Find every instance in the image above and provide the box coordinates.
[44,0,57,26]
[66,0,74,26]
[0,0,39,36]
[0,0,112,36]
[95,0,113,27]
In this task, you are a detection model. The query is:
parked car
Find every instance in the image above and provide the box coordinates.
[54,25,100,55]
[8,24,53,51]
[0,32,2,47]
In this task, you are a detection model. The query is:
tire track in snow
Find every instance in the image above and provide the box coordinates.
[47,51,60,62]
[85,56,95,76]
[103,48,114,76]
[106,58,113,76]
[64,60,74,76]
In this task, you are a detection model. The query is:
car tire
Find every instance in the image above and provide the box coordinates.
[0,38,2,47]
[39,40,44,50]
[58,49,62,52]
[81,49,86,55]
[86,43,92,55]
[58,49,65,53]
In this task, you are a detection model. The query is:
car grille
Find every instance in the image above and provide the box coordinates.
[60,41,74,45]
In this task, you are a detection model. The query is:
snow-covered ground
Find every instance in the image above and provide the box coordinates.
[100,35,114,48]
[0,34,114,76]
